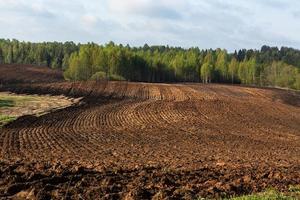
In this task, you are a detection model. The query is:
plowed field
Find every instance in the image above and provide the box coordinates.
[0,64,63,84]
[0,65,300,199]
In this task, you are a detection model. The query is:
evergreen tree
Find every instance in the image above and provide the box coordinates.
[0,39,299,90]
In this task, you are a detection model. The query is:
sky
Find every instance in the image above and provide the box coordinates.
[0,0,300,51]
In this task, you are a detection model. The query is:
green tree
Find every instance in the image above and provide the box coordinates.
[1,38,300,90]
[228,57,238,83]
[64,53,80,81]
[238,60,248,84]
[248,57,257,84]
[0,48,3,64]
[7,46,14,63]
[215,50,228,81]
[171,53,185,80]
[62,54,70,70]
[294,72,300,90]
[201,63,213,83]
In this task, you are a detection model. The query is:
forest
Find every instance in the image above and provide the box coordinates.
[0,39,299,90]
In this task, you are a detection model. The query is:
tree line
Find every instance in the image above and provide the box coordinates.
[0,39,299,90]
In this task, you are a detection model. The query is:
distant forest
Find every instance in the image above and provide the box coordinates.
[0,39,300,90]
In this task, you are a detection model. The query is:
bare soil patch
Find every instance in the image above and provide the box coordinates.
[0,80,299,199]
[0,64,63,84]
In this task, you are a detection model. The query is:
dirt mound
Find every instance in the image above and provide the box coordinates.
[0,64,64,84]
[0,82,300,199]
[0,161,299,200]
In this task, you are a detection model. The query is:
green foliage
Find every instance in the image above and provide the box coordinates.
[0,115,16,127]
[64,53,80,80]
[0,48,3,64]
[201,63,213,83]
[0,39,78,68]
[1,39,300,90]
[262,61,300,89]
[294,73,300,90]
[228,57,238,83]
[90,71,107,81]
[215,49,228,81]
[109,74,126,81]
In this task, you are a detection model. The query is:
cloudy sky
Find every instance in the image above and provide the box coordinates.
[1,0,300,51]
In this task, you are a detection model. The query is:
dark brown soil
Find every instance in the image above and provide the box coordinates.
[0,64,63,84]
[1,161,299,200]
[0,66,300,199]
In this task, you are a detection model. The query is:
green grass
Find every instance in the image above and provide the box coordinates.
[0,94,35,126]
[289,185,300,193]
[0,115,16,127]
[0,95,37,104]
[196,187,300,200]
[230,187,300,200]
[231,190,293,200]
[0,94,36,107]
[0,93,71,127]
[0,99,15,108]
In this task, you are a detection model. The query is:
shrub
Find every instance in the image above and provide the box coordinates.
[109,74,126,81]
[91,71,107,81]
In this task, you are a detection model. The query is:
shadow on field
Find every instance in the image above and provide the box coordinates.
[271,89,300,107]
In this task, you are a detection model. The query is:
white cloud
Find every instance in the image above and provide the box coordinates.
[81,15,98,27]
[0,0,300,50]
